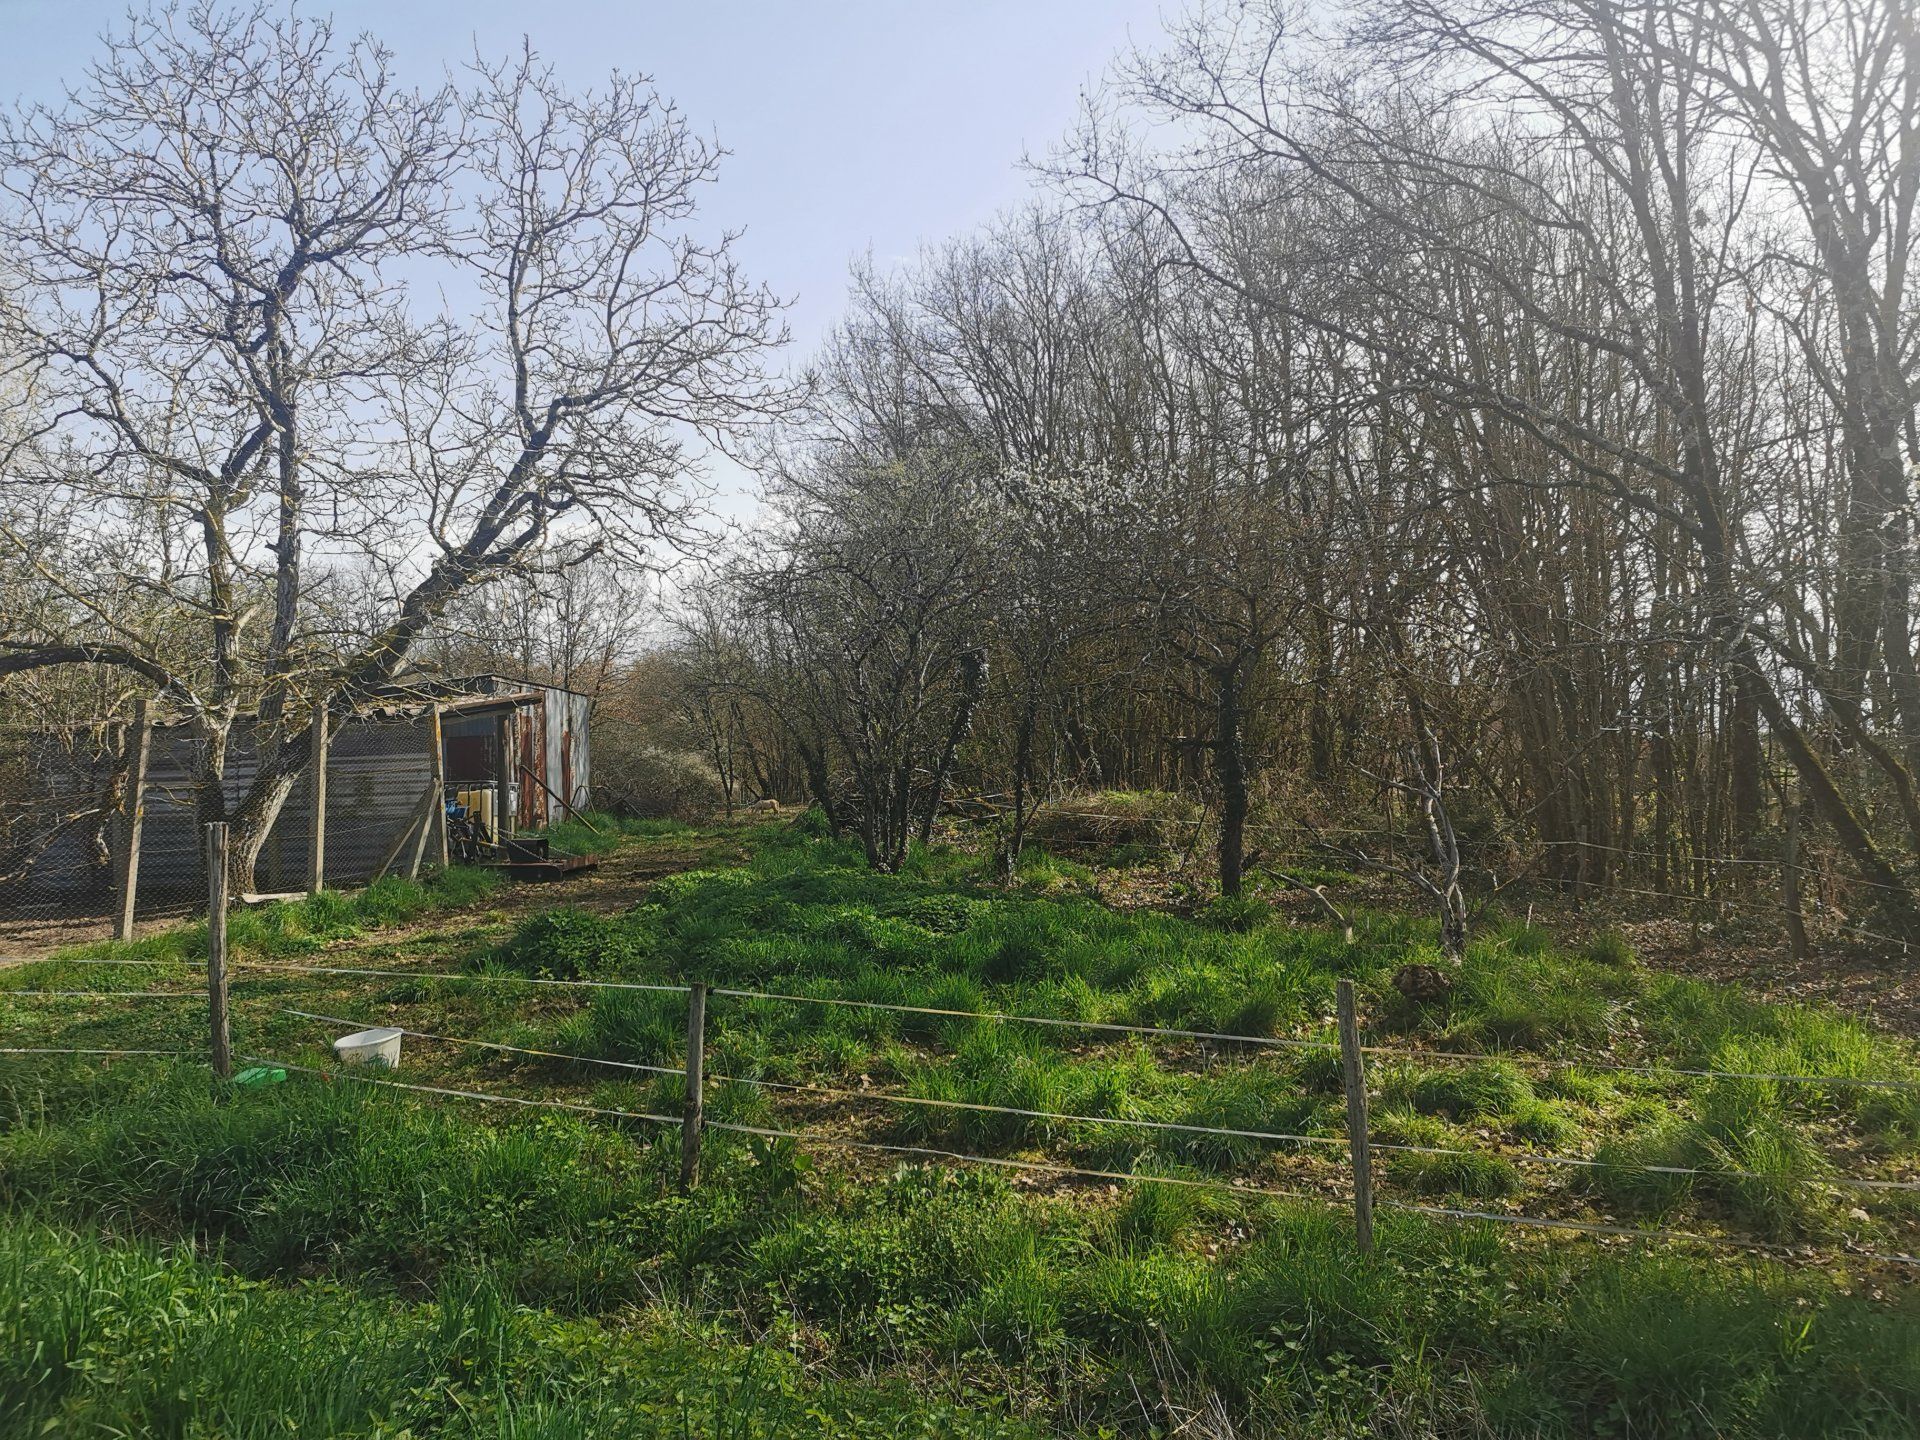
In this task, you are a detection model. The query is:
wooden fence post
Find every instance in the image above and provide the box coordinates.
[113,698,152,941]
[1336,978,1374,1255]
[1782,800,1811,966]
[307,698,329,895]
[205,821,232,1083]
[375,788,435,882]
[680,982,709,1192]
[429,702,449,870]
[407,787,435,881]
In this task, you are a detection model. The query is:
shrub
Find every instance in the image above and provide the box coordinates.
[491,907,646,980]
[590,744,724,820]
[1400,1060,1534,1121]
[1025,790,1201,856]
[788,804,832,837]
[1584,929,1636,968]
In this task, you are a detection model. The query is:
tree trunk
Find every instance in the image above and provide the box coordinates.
[228,771,304,895]
[1214,660,1249,898]
[996,692,1040,885]
[920,647,989,845]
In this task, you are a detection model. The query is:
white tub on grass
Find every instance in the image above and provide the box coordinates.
[332,1026,403,1069]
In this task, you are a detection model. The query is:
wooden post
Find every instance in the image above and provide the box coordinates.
[113,698,153,941]
[406,715,437,877]
[1783,799,1811,966]
[680,982,709,1192]
[496,712,516,841]
[375,788,434,882]
[1336,978,1373,1255]
[406,800,433,879]
[307,698,329,895]
[428,702,449,870]
[205,822,233,1083]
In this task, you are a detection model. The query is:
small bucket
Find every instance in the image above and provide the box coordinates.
[332,1026,403,1069]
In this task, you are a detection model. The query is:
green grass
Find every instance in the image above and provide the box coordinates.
[2,1059,1916,1437]
[1389,1059,1537,1121]
[1586,1075,1841,1238]
[545,810,696,856]
[1388,1148,1523,1198]
[7,823,1920,1434]
[16,864,505,977]
[0,1219,1032,1439]
[10,825,1919,1233]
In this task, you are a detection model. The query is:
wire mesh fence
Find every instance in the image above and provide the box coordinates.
[17,951,1913,1269]
[0,679,598,955]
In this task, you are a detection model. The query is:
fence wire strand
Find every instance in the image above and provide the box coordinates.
[266,1003,1920,1195]
[225,958,1920,1094]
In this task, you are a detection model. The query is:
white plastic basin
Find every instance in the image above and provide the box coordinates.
[332,1026,403,1069]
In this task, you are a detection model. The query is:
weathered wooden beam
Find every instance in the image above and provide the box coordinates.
[307,698,329,895]
[113,698,152,941]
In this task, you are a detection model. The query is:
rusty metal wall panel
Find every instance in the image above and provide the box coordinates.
[566,690,593,812]
[543,689,565,823]
[516,702,546,829]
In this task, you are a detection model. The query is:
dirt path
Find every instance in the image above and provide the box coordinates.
[358,830,746,951]
[0,828,747,964]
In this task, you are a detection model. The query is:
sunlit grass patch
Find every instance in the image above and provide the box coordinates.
[2,1060,1918,1438]
[1584,1073,1837,1237]
[1388,1148,1522,1199]
[1384,1059,1535,1122]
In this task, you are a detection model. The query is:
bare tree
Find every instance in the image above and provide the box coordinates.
[0,8,790,888]
[746,446,995,873]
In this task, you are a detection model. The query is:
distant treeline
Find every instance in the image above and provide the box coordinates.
[648,0,1920,940]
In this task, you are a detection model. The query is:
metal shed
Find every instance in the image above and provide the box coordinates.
[3,674,594,913]
[388,674,593,830]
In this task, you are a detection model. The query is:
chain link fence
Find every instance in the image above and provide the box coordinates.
[1,681,596,956]
[0,710,428,954]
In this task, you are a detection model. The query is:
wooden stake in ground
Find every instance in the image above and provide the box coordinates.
[113,697,152,941]
[1783,800,1811,966]
[307,698,329,896]
[205,821,232,1083]
[680,982,709,1192]
[1336,978,1373,1255]
[406,760,436,880]
[375,787,436,882]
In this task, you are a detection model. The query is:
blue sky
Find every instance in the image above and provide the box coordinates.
[0,1,1173,507]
